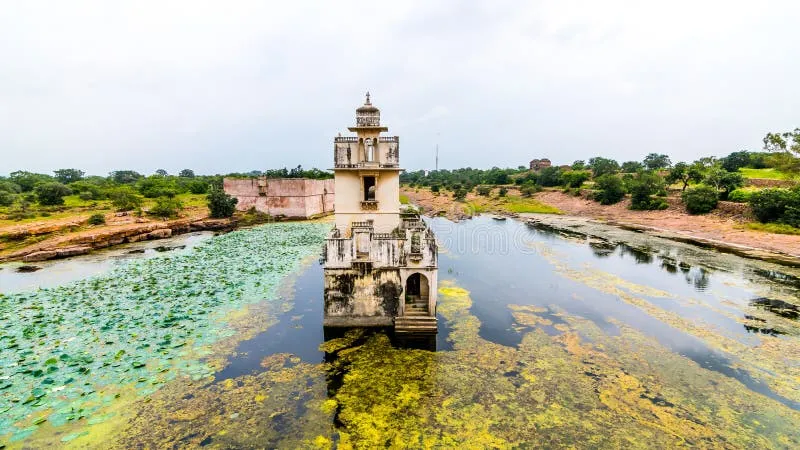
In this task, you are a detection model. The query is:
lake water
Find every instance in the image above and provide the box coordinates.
[2,218,799,448]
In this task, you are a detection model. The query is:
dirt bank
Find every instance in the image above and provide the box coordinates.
[0,216,236,263]
[532,191,800,262]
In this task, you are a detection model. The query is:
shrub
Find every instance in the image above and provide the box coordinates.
[109,186,144,211]
[537,167,563,187]
[68,180,107,200]
[593,174,626,205]
[784,206,800,228]
[498,187,508,197]
[629,172,667,210]
[137,176,178,198]
[682,185,718,214]
[207,187,238,218]
[561,170,590,188]
[520,182,540,198]
[704,167,744,200]
[0,191,14,207]
[35,182,72,206]
[727,189,752,203]
[148,197,183,218]
[453,188,468,201]
[78,191,94,200]
[748,188,793,223]
[187,179,209,194]
[430,184,440,193]
[87,213,106,225]
[476,185,491,196]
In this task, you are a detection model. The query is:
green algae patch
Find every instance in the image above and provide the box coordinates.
[0,222,329,445]
[56,279,800,448]
[321,281,800,448]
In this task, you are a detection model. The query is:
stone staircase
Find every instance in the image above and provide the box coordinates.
[395,296,437,334]
[394,316,438,335]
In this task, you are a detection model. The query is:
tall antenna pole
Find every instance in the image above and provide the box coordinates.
[435,132,440,171]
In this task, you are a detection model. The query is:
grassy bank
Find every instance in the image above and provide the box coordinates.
[739,167,797,180]
[743,222,800,236]
[0,193,209,228]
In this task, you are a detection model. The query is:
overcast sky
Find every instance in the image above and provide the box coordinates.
[1,1,798,176]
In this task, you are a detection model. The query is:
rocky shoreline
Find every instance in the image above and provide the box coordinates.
[2,217,236,263]
[522,214,800,268]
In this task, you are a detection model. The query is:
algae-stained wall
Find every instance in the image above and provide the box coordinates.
[223,178,334,218]
[323,267,402,327]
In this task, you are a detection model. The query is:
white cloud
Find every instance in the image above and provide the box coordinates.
[1,0,799,174]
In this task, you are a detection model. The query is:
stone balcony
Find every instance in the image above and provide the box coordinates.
[360,200,379,210]
[322,216,437,269]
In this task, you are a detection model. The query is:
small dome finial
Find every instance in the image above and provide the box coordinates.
[365,91,371,105]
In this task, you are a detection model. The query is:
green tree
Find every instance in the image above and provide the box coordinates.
[762,128,800,173]
[187,179,209,194]
[588,157,620,177]
[148,197,182,218]
[137,176,178,198]
[620,161,643,173]
[571,160,586,171]
[682,185,718,214]
[593,174,626,205]
[179,169,195,178]
[110,170,143,184]
[748,189,795,223]
[704,167,744,200]
[643,153,672,170]
[9,171,54,192]
[109,186,144,211]
[207,187,238,218]
[628,172,668,210]
[0,191,15,206]
[0,180,22,194]
[666,162,704,191]
[536,166,563,187]
[154,169,169,177]
[35,182,72,206]
[54,168,85,184]
[720,151,751,172]
[561,171,590,188]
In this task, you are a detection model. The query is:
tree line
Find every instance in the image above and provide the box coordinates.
[401,128,800,227]
[0,166,331,220]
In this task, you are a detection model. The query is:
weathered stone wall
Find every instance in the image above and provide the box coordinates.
[223,178,334,218]
[323,267,401,327]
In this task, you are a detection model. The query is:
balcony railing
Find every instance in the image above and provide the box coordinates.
[334,162,399,169]
[360,200,379,211]
[334,136,358,143]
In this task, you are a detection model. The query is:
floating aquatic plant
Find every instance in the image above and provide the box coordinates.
[0,222,329,442]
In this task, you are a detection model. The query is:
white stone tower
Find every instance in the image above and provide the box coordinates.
[323,93,438,335]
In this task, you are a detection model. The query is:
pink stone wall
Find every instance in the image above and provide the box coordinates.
[223,177,335,218]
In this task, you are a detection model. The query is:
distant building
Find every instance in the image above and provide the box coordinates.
[223,177,334,219]
[529,158,552,171]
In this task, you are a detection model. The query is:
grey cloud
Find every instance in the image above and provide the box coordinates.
[1,0,799,176]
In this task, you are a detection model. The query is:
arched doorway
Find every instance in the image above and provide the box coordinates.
[405,273,430,315]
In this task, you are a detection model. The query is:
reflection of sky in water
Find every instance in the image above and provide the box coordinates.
[427,216,800,409]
